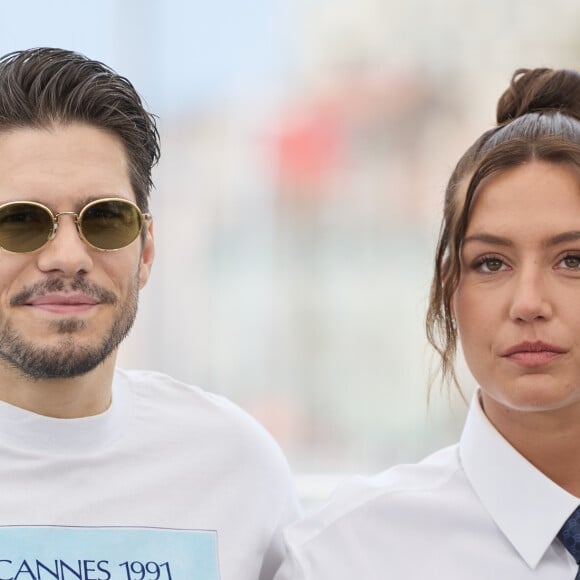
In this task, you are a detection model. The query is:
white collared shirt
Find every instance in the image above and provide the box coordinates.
[275,395,580,579]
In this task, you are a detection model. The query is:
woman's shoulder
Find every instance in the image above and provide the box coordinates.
[286,443,470,549]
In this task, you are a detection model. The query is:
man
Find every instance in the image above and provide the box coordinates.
[0,47,300,580]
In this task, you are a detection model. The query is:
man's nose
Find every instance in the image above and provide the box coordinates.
[35,214,94,276]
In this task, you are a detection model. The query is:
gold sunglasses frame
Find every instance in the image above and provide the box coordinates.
[0,197,151,253]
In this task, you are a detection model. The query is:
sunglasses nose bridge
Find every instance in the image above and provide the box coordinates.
[50,210,81,240]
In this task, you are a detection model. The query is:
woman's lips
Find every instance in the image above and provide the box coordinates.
[500,341,567,367]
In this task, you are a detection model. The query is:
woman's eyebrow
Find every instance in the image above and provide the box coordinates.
[545,231,580,246]
[463,231,580,248]
[462,233,513,247]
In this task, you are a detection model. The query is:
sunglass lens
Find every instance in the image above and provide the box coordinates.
[0,203,53,253]
[81,200,142,250]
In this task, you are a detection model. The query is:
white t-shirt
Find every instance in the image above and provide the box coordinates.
[275,395,580,579]
[0,368,301,580]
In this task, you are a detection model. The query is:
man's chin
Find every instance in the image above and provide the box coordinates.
[0,330,115,380]
[7,347,113,381]
[51,318,89,334]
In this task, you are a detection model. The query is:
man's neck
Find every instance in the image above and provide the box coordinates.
[0,357,117,418]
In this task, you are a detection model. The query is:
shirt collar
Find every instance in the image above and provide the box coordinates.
[459,392,579,569]
[0,369,131,454]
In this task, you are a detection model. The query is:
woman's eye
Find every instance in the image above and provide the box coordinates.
[561,255,580,269]
[477,258,505,272]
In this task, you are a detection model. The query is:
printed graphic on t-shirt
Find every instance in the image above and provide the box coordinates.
[0,526,219,580]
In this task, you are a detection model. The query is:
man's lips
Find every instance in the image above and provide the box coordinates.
[500,341,567,367]
[24,293,99,314]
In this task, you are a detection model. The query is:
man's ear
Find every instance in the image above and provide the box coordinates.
[138,220,155,289]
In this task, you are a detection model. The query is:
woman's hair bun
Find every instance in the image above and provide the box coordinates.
[496,67,580,124]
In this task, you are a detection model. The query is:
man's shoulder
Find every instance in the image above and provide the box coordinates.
[115,368,292,471]
[116,368,235,411]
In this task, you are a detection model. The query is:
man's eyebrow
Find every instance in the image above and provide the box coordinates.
[80,194,107,206]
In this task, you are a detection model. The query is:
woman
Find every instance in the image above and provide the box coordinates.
[274,67,580,579]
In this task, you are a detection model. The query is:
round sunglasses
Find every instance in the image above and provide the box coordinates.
[0,197,151,253]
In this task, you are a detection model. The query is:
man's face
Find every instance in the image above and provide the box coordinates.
[0,123,154,380]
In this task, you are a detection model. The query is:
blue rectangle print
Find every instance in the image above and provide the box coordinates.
[0,526,219,580]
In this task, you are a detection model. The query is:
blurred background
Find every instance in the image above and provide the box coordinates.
[3,0,579,509]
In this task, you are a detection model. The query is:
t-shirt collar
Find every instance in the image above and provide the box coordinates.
[0,369,131,454]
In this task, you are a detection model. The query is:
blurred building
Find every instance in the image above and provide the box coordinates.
[106,0,580,504]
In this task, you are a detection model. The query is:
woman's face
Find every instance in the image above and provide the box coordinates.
[453,160,580,423]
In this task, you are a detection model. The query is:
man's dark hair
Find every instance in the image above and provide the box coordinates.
[0,47,160,211]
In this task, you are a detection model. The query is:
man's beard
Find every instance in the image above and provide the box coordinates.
[0,275,139,380]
